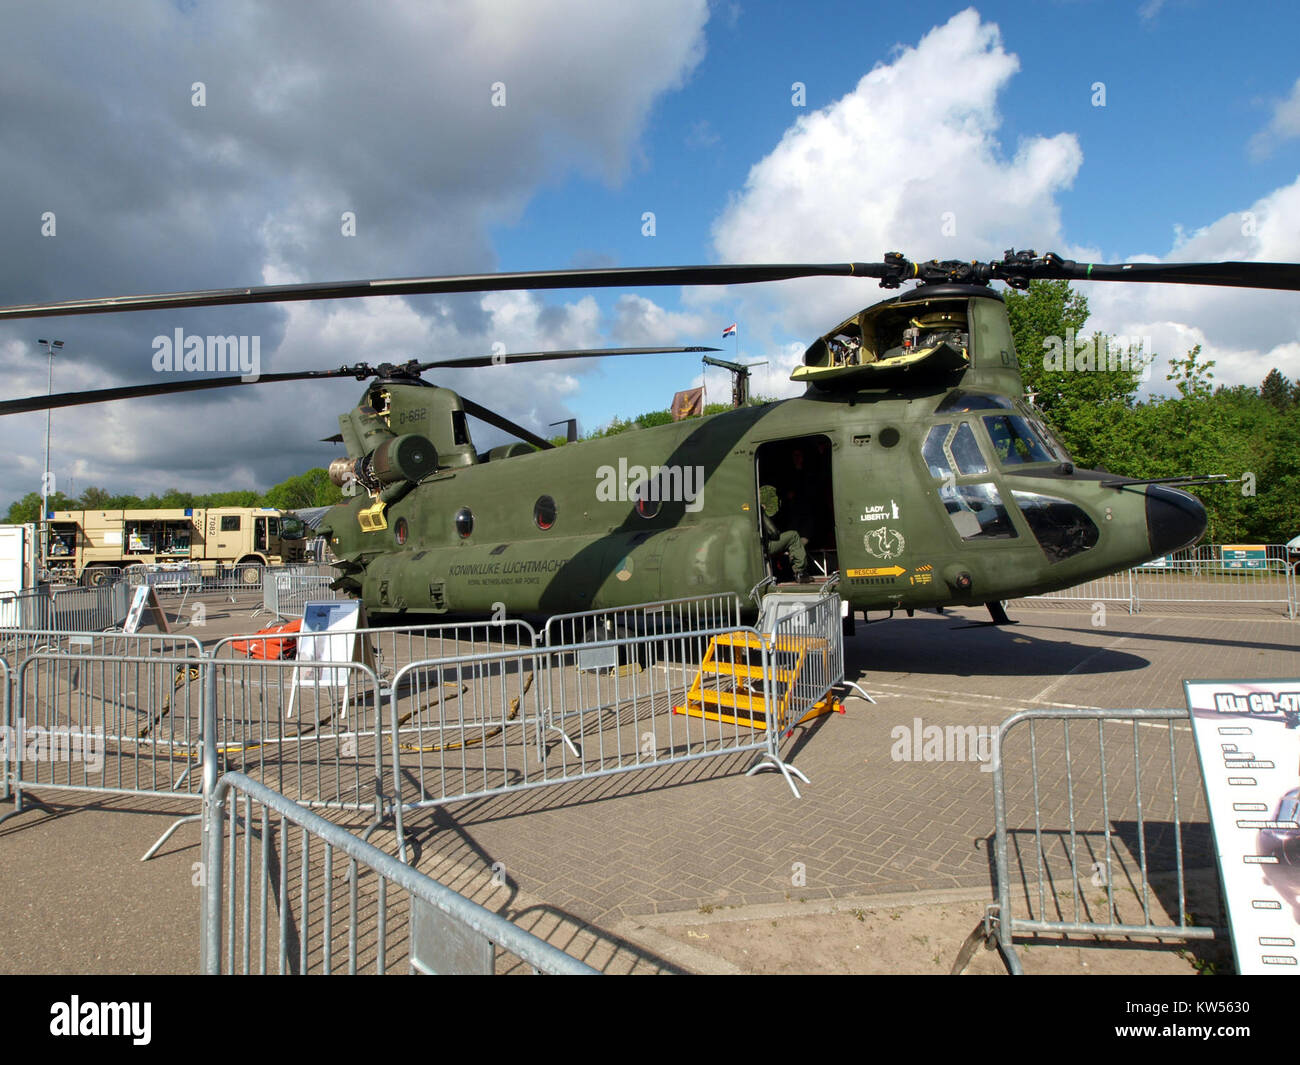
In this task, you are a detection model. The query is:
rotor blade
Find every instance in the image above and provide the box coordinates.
[978,252,1300,292]
[0,365,368,416]
[1050,260,1300,290]
[0,264,881,320]
[419,345,720,370]
[458,396,556,451]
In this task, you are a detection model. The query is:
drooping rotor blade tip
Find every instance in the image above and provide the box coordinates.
[0,265,880,320]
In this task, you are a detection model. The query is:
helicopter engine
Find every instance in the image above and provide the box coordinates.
[328,434,438,495]
[327,381,457,532]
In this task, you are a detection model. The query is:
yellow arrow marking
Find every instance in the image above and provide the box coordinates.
[847,566,906,578]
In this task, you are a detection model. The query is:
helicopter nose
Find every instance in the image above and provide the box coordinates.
[1145,484,1207,557]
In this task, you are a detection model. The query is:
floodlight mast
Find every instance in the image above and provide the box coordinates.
[37,338,64,565]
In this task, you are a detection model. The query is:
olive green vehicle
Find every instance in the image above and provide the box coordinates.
[320,280,1203,622]
[4,251,1295,624]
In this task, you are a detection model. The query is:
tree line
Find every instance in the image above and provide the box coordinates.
[1005,280,1299,545]
[4,468,342,523]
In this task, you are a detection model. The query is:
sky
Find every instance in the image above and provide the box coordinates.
[1,0,1298,509]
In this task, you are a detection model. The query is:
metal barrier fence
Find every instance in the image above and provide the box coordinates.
[203,772,598,973]
[387,594,842,846]
[125,562,265,590]
[212,618,538,686]
[1134,559,1295,617]
[205,655,386,817]
[986,707,1217,974]
[1021,559,1296,617]
[260,572,342,619]
[4,594,844,861]
[1165,543,1293,567]
[542,593,743,650]
[1026,570,1136,611]
[0,584,130,646]
[1,636,208,824]
[0,588,51,631]
[761,592,845,736]
[48,582,131,632]
[0,658,9,802]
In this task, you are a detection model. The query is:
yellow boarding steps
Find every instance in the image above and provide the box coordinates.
[673,630,843,736]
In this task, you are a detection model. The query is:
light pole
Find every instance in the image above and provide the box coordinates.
[37,338,63,565]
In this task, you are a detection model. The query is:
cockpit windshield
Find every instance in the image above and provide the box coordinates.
[982,415,1061,465]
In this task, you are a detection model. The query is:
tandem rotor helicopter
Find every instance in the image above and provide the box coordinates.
[2,250,1297,625]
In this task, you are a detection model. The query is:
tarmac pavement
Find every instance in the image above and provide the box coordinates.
[0,590,1295,974]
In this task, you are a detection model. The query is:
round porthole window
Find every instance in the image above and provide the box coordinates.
[633,477,661,519]
[394,517,408,545]
[454,507,474,538]
[534,495,557,530]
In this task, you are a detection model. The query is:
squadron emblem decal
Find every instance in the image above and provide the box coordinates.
[863,526,906,560]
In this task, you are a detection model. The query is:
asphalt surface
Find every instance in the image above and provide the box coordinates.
[0,589,1295,974]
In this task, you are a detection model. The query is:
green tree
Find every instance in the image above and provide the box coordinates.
[262,468,343,509]
[1260,368,1294,411]
[5,491,74,523]
[1004,280,1147,458]
[77,486,113,509]
[1166,345,1216,400]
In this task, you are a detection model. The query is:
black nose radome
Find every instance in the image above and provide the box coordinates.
[1146,484,1207,557]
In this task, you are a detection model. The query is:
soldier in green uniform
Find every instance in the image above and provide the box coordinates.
[760,484,810,583]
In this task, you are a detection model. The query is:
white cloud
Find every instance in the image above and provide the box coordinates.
[0,1,710,507]
[1249,76,1300,159]
[700,8,1080,351]
[1084,176,1300,392]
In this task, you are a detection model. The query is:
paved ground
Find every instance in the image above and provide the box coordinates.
[0,590,1295,974]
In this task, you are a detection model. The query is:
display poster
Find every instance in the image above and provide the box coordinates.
[1186,678,1300,974]
[287,599,366,718]
[122,584,170,634]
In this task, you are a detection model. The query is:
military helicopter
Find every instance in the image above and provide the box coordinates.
[2,251,1297,625]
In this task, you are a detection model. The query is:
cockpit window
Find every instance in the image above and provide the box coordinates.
[983,415,1056,465]
[922,425,951,479]
[935,390,1014,413]
[941,482,1017,541]
[950,423,988,476]
[1026,416,1069,462]
[923,422,989,478]
[1011,491,1099,561]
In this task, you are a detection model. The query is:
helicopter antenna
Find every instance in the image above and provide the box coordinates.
[548,419,578,444]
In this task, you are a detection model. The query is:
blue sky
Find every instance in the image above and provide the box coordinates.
[0,1,1297,504]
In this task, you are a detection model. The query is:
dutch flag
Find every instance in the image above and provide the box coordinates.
[722,323,737,338]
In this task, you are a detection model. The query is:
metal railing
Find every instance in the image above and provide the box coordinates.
[761,592,844,736]
[1020,558,1296,617]
[1133,559,1295,617]
[3,640,208,820]
[260,572,342,619]
[386,594,843,846]
[542,593,743,650]
[3,594,846,864]
[986,707,1218,974]
[1025,570,1136,611]
[204,654,386,816]
[203,772,598,974]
